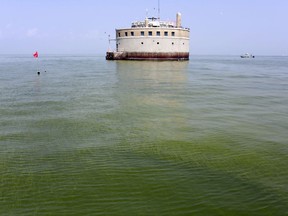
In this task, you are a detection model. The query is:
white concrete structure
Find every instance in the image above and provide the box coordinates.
[106,13,190,60]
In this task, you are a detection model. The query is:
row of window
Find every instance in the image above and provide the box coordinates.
[119,31,176,37]
[140,42,185,45]
[118,42,185,45]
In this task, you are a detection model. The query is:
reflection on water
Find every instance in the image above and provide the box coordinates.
[114,61,190,144]
[115,61,188,105]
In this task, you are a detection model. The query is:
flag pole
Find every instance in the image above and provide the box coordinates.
[33,51,40,75]
[37,57,39,73]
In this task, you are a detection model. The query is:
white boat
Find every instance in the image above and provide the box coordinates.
[240,53,255,58]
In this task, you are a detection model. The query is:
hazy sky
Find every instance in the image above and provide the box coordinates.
[0,0,287,55]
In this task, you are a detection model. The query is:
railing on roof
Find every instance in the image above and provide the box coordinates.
[131,20,177,28]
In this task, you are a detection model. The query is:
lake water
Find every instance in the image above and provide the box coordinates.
[0,55,287,215]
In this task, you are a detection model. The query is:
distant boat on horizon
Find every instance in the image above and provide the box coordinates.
[241,53,255,58]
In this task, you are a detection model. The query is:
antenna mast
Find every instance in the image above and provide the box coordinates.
[158,0,160,20]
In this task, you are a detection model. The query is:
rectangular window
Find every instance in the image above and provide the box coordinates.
[156,31,160,36]
[148,31,153,36]
[164,31,168,36]
[125,32,128,36]
[118,32,121,37]
[131,32,134,36]
[141,31,145,36]
[171,32,175,36]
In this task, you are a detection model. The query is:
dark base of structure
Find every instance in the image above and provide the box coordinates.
[106,52,189,61]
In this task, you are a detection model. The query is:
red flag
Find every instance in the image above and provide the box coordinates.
[33,51,38,58]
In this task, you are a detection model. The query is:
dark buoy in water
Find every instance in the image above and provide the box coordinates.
[37,71,40,75]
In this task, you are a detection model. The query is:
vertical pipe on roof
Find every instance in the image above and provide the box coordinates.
[176,12,181,28]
